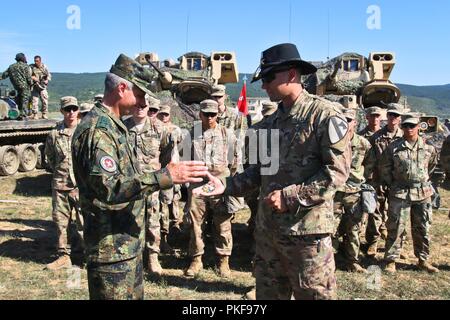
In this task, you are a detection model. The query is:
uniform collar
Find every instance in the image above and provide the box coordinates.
[97,102,128,133]
[403,137,423,150]
[277,91,309,121]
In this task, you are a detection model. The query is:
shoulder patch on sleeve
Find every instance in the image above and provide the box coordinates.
[328,116,349,144]
[100,156,118,173]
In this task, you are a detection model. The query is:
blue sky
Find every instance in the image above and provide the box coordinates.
[0,0,449,85]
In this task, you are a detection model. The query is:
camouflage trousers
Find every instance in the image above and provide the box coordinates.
[160,187,182,234]
[31,87,48,115]
[365,186,388,246]
[187,191,233,257]
[254,230,337,300]
[87,254,143,300]
[14,88,31,115]
[244,189,259,236]
[384,196,433,262]
[333,191,365,263]
[145,191,161,254]
[51,188,84,255]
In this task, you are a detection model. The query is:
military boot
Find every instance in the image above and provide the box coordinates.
[147,253,162,276]
[184,256,203,278]
[244,288,256,300]
[418,260,439,273]
[217,256,231,278]
[366,242,378,257]
[41,112,48,120]
[384,261,396,273]
[160,234,173,254]
[45,254,72,270]
[346,262,368,274]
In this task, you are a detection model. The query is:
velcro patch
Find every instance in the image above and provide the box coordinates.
[100,156,118,173]
[328,116,348,144]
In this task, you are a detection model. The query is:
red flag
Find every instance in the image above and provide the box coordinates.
[237,82,248,116]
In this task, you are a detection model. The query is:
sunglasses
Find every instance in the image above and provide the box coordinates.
[62,106,79,112]
[387,113,401,118]
[159,113,170,116]
[148,108,159,113]
[261,66,295,84]
[201,112,218,118]
[402,123,418,129]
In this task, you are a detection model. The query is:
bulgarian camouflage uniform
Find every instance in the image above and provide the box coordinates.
[224,92,351,300]
[1,61,32,116]
[379,136,437,263]
[72,102,173,300]
[45,121,84,257]
[124,116,174,255]
[30,63,51,117]
[333,133,372,265]
[365,126,403,249]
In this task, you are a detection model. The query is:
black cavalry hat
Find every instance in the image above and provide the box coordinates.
[251,43,317,83]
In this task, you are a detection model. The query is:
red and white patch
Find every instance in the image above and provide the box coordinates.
[100,156,117,173]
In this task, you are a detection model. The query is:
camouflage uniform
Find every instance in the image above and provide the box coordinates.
[45,121,83,257]
[124,116,174,255]
[358,126,377,139]
[333,133,371,265]
[379,136,437,263]
[365,126,403,249]
[30,63,51,117]
[1,61,32,115]
[187,121,240,258]
[224,92,351,300]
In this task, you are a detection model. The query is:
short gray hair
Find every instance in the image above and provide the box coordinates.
[104,72,133,94]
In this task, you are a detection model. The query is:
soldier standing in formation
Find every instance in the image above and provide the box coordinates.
[1,53,33,119]
[333,108,372,273]
[45,96,84,270]
[71,54,208,300]
[358,106,382,139]
[379,114,439,273]
[30,55,51,119]
[157,104,184,233]
[184,99,241,278]
[124,97,175,275]
[195,43,351,300]
[365,103,404,258]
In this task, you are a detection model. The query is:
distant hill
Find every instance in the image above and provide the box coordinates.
[2,73,449,117]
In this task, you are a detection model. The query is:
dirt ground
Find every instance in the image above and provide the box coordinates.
[0,170,449,300]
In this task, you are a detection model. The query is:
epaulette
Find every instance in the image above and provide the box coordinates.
[96,115,112,130]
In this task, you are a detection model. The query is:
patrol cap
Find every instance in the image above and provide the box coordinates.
[159,104,171,115]
[365,106,382,116]
[60,96,79,110]
[80,102,94,114]
[110,54,156,97]
[200,99,219,113]
[146,95,161,110]
[401,113,420,125]
[261,101,277,116]
[343,108,357,121]
[386,103,404,116]
[211,84,226,97]
[94,94,103,102]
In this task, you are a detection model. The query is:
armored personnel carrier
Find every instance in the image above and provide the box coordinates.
[135,51,239,128]
[0,85,57,176]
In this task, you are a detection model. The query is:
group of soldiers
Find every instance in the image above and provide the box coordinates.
[2,53,51,119]
[36,42,445,300]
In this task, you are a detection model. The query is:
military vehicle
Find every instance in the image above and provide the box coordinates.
[0,84,57,176]
[135,51,239,128]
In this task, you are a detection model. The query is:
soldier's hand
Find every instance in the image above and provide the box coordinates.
[192,172,225,197]
[167,161,208,184]
[264,190,288,214]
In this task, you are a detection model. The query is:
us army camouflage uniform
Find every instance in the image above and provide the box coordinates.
[187,122,240,258]
[159,122,184,230]
[1,61,32,115]
[379,137,437,262]
[72,102,173,300]
[333,133,371,264]
[30,63,51,116]
[225,92,351,300]
[45,121,84,256]
[365,126,403,248]
[124,116,174,255]
[357,126,377,139]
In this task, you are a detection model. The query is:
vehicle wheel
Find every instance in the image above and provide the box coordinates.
[17,144,38,172]
[0,145,20,176]
[34,143,45,169]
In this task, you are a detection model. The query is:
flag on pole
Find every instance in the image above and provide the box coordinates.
[237,82,248,116]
